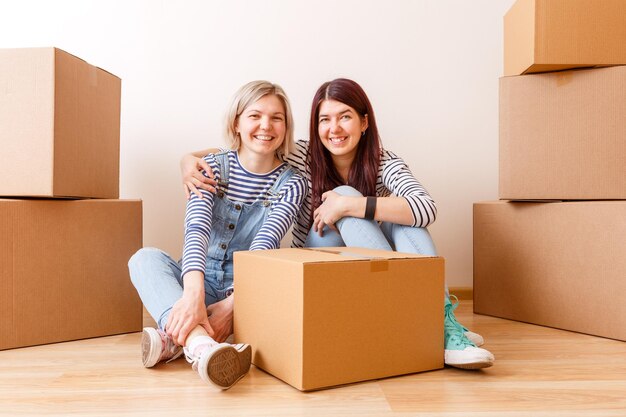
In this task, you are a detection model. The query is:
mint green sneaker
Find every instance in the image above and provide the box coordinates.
[444,296,494,369]
[446,295,485,346]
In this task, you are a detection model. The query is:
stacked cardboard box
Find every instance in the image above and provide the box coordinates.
[0,48,143,350]
[503,0,626,76]
[474,0,626,341]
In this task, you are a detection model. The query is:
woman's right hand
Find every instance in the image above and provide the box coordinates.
[180,153,217,199]
[166,292,214,346]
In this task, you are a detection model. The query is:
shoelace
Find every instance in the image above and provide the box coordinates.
[445,296,475,349]
[181,346,200,371]
[165,348,184,364]
[160,332,184,364]
[446,294,469,332]
[182,338,215,369]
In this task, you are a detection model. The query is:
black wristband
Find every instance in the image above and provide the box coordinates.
[364,196,377,220]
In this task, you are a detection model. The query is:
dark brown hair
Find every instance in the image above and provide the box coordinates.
[308,78,381,215]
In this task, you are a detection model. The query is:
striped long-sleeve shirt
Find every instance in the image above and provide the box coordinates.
[286,139,437,248]
[181,151,307,277]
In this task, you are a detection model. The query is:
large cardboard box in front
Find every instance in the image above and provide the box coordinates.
[0,47,121,198]
[234,247,444,391]
[499,66,626,200]
[473,201,626,341]
[504,0,626,76]
[0,199,143,350]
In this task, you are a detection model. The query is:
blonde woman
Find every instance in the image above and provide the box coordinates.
[128,81,307,389]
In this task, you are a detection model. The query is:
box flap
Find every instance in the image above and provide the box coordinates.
[52,47,121,79]
[236,247,437,265]
[53,48,121,198]
[302,247,436,263]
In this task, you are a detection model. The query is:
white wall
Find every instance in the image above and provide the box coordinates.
[1,0,516,288]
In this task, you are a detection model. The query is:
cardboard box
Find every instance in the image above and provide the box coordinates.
[233,247,444,391]
[0,199,143,350]
[499,66,626,200]
[504,0,626,76]
[473,201,626,341]
[0,47,121,198]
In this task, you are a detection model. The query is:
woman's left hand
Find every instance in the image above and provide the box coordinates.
[206,295,234,343]
[313,191,346,236]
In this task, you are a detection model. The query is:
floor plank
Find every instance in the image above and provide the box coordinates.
[1,301,625,416]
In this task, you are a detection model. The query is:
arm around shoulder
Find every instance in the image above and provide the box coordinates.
[180,148,223,198]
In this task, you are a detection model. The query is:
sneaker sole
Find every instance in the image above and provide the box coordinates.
[446,359,494,370]
[200,344,252,389]
[444,347,495,370]
[141,328,162,368]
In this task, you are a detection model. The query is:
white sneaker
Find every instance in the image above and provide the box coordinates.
[445,297,494,369]
[141,327,183,368]
[184,339,252,389]
[445,295,486,347]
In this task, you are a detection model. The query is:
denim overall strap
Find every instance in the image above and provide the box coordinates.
[205,162,297,282]
[214,151,230,197]
[263,164,297,207]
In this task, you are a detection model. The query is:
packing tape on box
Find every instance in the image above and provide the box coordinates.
[304,248,389,272]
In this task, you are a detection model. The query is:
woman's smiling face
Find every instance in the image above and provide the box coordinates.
[236,94,286,157]
[317,99,368,162]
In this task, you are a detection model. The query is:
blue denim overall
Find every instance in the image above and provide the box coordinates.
[128,151,297,330]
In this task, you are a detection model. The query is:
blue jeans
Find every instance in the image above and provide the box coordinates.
[128,248,233,330]
[305,185,449,298]
[128,151,298,330]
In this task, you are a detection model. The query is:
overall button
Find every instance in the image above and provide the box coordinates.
[263,200,270,207]
[220,243,227,250]
[228,224,235,230]
[235,204,242,211]
[217,191,224,198]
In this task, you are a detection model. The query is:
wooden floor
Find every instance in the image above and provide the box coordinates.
[1,301,625,416]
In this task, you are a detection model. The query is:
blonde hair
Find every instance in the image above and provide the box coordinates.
[225,80,294,157]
